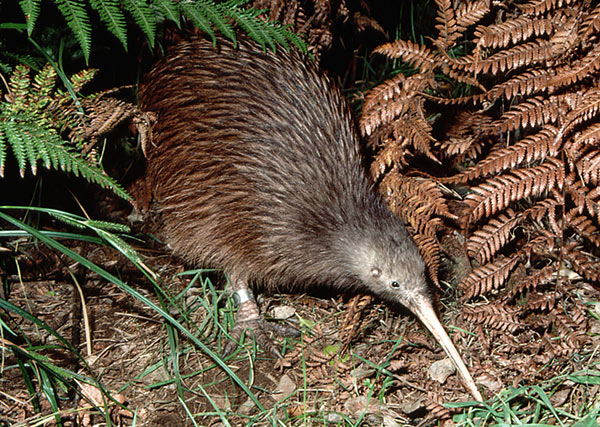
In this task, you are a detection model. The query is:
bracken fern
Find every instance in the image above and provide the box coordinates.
[0,64,130,199]
[361,0,600,376]
[17,0,305,63]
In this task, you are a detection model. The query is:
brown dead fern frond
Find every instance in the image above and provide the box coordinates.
[508,264,556,299]
[364,1,600,345]
[422,92,485,105]
[563,87,600,135]
[438,136,478,159]
[426,393,452,421]
[551,305,590,349]
[361,74,434,138]
[571,123,600,150]
[574,149,600,185]
[66,97,147,151]
[361,98,413,140]
[462,303,521,331]
[445,111,495,138]
[437,136,490,169]
[493,96,564,132]
[458,255,521,299]
[434,0,461,48]
[448,126,559,183]
[548,14,581,58]
[563,245,600,281]
[404,115,439,162]
[393,210,442,248]
[352,12,386,34]
[441,65,487,92]
[339,294,374,351]
[369,136,411,179]
[361,73,407,118]
[374,39,440,72]
[413,233,442,287]
[364,103,439,178]
[462,40,556,75]
[474,17,553,49]
[382,174,455,221]
[518,0,577,16]
[486,69,553,100]
[579,4,600,42]
[550,44,600,87]
[565,173,600,220]
[541,334,574,359]
[455,1,490,30]
[523,230,559,259]
[565,209,600,246]
[467,209,522,265]
[525,290,557,311]
[561,299,589,326]
[381,174,449,238]
[464,158,564,224]
[522,197,560,224]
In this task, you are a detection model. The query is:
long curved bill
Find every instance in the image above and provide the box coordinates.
[409,295,483,402]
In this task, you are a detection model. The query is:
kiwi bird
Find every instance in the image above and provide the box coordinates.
[138,35,482,401]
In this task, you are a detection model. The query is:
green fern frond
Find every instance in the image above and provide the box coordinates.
[199,0,236,43]
[221,0,305,52]
[179,0,306,52]
[7,65,32,112]
[89,0,128,49]
[54,0,93,63]
[0,49,41,73]
[0,59,11,75]
[179,0,239,44]
[19,123,47,174]
[20,121,61,171]
[223,1,277,50]
[120,0,156,48]
[0,65,130,200]
[18,0,305,63]
[44,210,141,263]
[6,64,60,125]
[150,0,179,26]
[46,137,130,199]
[180,2,216,42]
[68,68,98,93]
[31,65,57,113]
[19,0,42,35]
[1,121,31,175]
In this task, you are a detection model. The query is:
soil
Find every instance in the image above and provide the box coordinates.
[1,202,599,426]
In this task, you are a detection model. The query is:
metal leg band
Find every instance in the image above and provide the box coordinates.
[233,288,254,305]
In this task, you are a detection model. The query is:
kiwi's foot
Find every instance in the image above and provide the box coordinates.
[223,281,299,358]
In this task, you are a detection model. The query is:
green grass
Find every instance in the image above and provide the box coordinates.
[449,372,600,426]
[0,206,264,425]
[1,205,600,425]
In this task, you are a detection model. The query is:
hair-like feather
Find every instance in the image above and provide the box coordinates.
[138,35,484,402]
[139,35,425,299]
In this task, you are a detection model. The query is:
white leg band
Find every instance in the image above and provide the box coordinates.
[233,288,254,305]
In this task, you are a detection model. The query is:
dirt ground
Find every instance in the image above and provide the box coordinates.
[2,218,600,426]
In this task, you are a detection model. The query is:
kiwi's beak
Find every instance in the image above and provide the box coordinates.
[407,294,483,402]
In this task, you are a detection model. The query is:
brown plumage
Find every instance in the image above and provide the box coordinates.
[139,35,482,401]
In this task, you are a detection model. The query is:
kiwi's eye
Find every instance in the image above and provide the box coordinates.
[391,280,401,289]
[371,267,382,278]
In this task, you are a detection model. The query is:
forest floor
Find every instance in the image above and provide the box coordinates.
[2,201,600,426]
